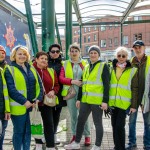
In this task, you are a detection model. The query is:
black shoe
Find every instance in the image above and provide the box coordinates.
[125,143,137,150]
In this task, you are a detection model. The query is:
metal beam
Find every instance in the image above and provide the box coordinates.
[65,0,72,60]
[72,0,82,25]
[24,0,38,55]
[121,0,139,24]
[42,0,55,52]
[55,14,62,49]
[37,19,150,27]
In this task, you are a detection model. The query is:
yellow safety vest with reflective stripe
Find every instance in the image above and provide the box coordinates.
[109,67,137,110]
[7,66,40,115]
[61,59,87,96]
[141,56,150,113]
[81,62,105,105]
[0,68,10,113]
[47,68,59,105]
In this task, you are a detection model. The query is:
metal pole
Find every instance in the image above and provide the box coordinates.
[42,0,55,52]
[65,0,72,60]
[120,23,123,46]
[80,25,82,49]
[55,14,62,49]
[24,0,38,55]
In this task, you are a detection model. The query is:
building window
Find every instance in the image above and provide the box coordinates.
[88,36,90,42]
[88,27,90,32]
[74,30,77,35]
[123,36,128,45]
[78,30,80,35]
[101,40,106,47]
[109,24,112,30]
[114,37,118,46]
[134,33,142,41]
[84,28,86,33]
[94,26,97,30]
[85,45,90,55]
[100,25,106,31]
[84,36,86,43]
[109,38,112,47]
[78,37,80,44]
[134,16,142,21]
[94,34,97,41]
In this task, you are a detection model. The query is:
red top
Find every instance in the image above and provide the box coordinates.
[33,62,60,95]
[59,62,84,85]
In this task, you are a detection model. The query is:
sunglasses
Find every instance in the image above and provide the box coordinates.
[70,50,79,53]
[50,50,60,54]
[117,54,126,58]
[15,45,28,51]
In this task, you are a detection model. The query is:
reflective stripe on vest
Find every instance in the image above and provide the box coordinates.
[1,72,10,113]
[47,68,59,105]
[7,66,40,115]
[109,67,137,110]
[61,60,86,96]
[82,62,105,105]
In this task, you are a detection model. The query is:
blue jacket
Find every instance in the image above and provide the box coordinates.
[4,61,43,105]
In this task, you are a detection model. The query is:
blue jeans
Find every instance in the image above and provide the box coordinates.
[11,113,31,150]
[0,119,8,150]
[128,111,150,148]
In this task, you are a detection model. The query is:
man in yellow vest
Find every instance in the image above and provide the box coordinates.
[64,45,110,150]
[126,40,150,150]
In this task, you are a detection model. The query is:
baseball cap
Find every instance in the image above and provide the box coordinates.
[132,40,145,48]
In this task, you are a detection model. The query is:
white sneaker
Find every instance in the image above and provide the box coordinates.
[64,141,80,149]
[91,145,101,150]
[35,144,43,150]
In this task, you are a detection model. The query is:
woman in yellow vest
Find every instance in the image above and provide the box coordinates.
[109,47,138,150]
[4,46,43,150]
[33,51,60,150]
[64,45,110,150]
[59,43,90,145]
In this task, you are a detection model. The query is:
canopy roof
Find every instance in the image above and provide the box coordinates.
[4,0,150,33]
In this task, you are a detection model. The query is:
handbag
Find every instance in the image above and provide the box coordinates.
[44,95,57,106]
[30,105,43,139]
[63,85,76,100]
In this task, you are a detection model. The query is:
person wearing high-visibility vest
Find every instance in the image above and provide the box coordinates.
[4,46,43,150]
[0,45,10,150]
[109,47,138,150]
[59,43,91,145]
[126,40,150,150]
[33,51,60,150]
[47,44,67,145]
[64,45,110,150]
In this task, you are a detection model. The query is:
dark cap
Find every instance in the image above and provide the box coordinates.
[132,40,145,48]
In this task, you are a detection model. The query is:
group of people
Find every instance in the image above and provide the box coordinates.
[0,40,149,150]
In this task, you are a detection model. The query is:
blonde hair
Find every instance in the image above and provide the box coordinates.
[10,45,30,62]
[115,46,129,58]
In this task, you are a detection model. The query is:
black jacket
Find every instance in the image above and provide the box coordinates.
[48,55,67,107]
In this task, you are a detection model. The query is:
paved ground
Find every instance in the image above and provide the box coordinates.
[4,107,144,150]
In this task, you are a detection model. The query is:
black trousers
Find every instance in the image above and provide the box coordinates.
[75,102,103,147]
[35,105,62,148]
[111,107,126,150]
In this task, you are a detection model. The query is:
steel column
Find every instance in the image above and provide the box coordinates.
[65,0,72,60]
[42,0,55,52]
[24,0,38,55]
[120,23,123,46]
[79,25,82,49]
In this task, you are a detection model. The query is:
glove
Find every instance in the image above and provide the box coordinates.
[104,107,114,118]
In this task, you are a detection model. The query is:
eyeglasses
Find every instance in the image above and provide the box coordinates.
[70,50,79,53]
[50,50,60,54]
[117,54,126,58]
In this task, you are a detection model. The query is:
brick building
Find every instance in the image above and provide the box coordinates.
[72,15,150,59]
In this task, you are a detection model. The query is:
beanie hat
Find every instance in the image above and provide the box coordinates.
[88,45,100,56]
[0,45,6,54]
